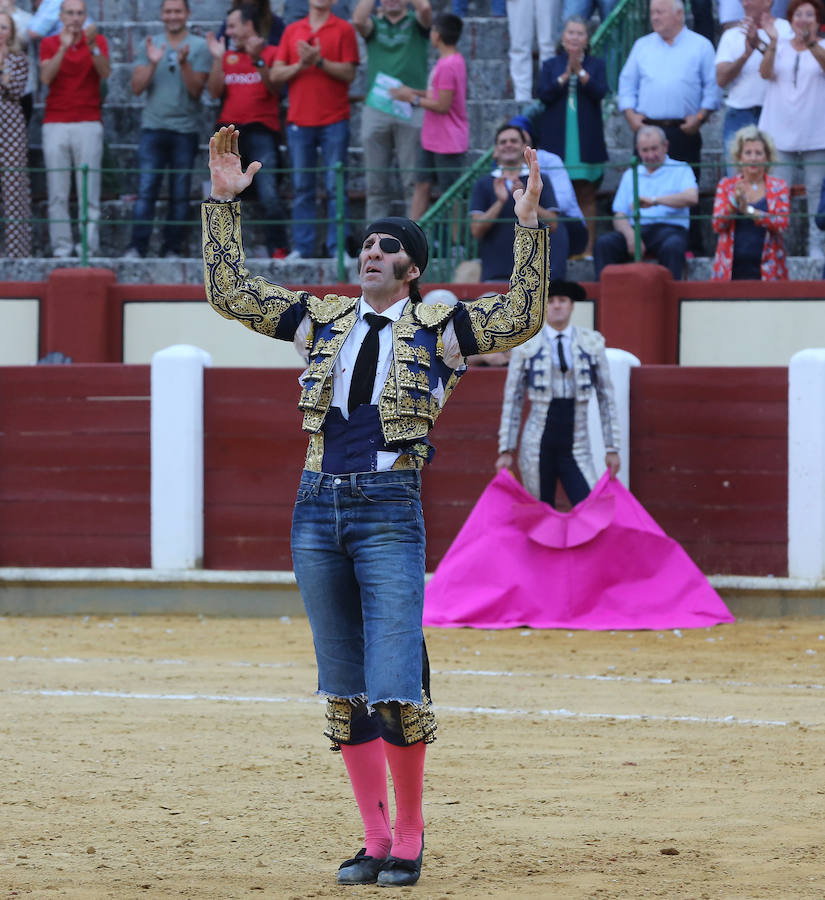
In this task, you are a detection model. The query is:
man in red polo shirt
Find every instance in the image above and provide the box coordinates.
[271,0,358,259]
[207,3,288,257]
[39,0,109,257]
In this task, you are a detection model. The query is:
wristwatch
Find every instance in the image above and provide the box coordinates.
[746,204,758,216]
[315,57,324,68]
[412,95,420,107]
[91,46,101,56]
[254,58,265,68]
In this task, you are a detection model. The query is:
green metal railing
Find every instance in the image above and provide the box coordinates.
[6,157,822,277]
[590,0,651,92]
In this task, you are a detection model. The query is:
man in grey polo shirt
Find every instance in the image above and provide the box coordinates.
[125,0,210,258]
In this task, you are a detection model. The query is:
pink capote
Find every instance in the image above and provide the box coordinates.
[423,469,734,630]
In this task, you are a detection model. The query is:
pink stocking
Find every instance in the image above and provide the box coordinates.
[340,739,392,859]
[383,740,426,860]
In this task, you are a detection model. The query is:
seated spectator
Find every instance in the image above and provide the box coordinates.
[536,16,608,258]
[469,123,558,281]
[216,0,285,47]
[125,0,210,259]
[207,5,289,258]
[507,114,587,278]
[390,12,468,219]
[758,0,825,258]
[0,9,31,256]
[39,0,109,258]
[593,125,698,281]
[711,125,789,279]
[352,0,432,225]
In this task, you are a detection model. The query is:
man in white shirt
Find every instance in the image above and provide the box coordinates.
[715,0,792,174]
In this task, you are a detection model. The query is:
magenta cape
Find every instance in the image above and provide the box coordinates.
[423,469,735,630]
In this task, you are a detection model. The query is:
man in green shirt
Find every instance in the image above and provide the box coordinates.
[352,0,431,223]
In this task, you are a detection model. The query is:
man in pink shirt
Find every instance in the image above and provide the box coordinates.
[391,12,468,218]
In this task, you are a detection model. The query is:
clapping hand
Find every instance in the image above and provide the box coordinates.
[177,42,190,66]
[146,36,166,65]
[206,31,226,59]
[208,125,261,201]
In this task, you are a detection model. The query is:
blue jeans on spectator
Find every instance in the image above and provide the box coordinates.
[233,122,289,253]
[562,0,617,22]
[287,119,350,258]
[722,106,761,177]
[130,128,198,256]
[452,0,506,14]
[290,469,426,704]
[594,223,688,281]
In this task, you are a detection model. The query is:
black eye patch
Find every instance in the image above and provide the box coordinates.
[378,237,402,254]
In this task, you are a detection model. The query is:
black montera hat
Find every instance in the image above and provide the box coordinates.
[548,280,587,301]
[362,217,429,274]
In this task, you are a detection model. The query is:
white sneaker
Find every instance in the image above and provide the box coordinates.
[284,250,305,261]
[123,247,142,259]
[52,247,73,258]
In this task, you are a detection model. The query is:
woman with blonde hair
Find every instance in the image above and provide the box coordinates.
[711,125,789,280]
[0,9,31,256]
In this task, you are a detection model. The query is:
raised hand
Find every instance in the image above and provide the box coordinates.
[513,147,541,227]
[84,23,98,47]
[146,36,165,65]
[208,125,261,201]
[177,42,190,66]
[206,31,225,59]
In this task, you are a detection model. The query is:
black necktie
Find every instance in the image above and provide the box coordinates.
[556,334,568,374]
[348,313,391,414]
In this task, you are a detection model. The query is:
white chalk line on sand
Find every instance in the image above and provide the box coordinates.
[2,654,823,695]
[4,687,821,730]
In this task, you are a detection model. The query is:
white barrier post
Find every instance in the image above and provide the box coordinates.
[151,345,212,569]
[788,349,825,579]
[588,348,641,490]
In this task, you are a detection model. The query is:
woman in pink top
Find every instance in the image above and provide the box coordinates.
[391,12,468,218]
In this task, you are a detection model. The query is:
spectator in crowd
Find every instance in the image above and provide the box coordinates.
[593,125,698,280]
[124,0,210,259]
[496,280,620,508]
[759,0,825,257]
[716,0,792,175]
[470,122,558,281]
[561,0,617,35]
[720,0,790,29]
[507,114,587,276]
[390,12,468,219]
[618,0,719,254]
[271,0,359,259]
[217,0,285,47]
[0,0,35,122]
[39,0,109,258]
[536,16,608,258]
[206,5,289,258]
[283,0,355,24]
[507,0,556,102]
[711,125,789,279]
[0,9,31,256]
[352,0,432,224]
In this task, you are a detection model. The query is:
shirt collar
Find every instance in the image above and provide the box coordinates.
[357,296,408,322]
[545,323,573,340]
[491,164,529,180]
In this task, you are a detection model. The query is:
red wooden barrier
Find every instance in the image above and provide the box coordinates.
[630,366,788,575]
[0,366,151,567]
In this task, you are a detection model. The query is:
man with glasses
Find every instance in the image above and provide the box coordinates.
[201,124,549,887]
[125,0,210,259]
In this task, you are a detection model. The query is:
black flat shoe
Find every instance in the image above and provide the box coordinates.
[376,840,424,887]
[337,848,386,885]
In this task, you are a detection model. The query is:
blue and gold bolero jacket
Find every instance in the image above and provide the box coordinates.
[202,201,550,471]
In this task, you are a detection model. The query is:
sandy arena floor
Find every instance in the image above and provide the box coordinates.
[1,614,824,899]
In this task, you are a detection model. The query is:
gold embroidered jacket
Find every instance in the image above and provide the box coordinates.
[202,201,550,469]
